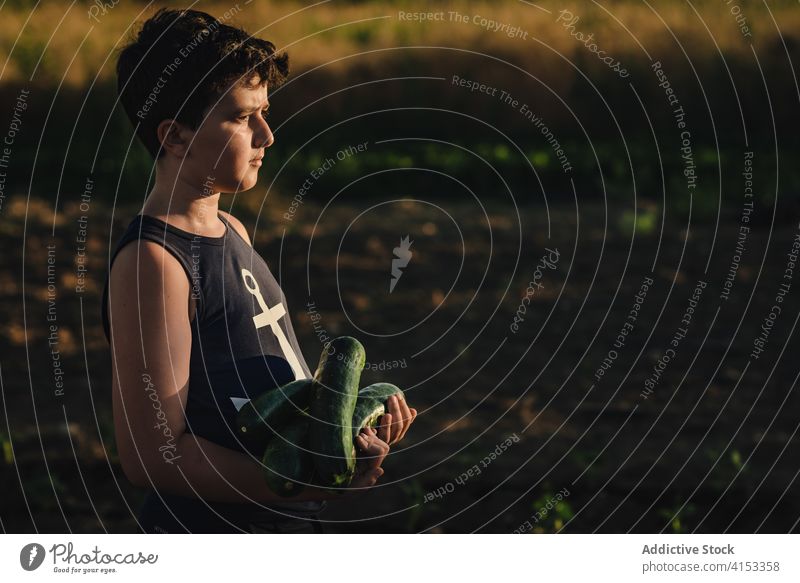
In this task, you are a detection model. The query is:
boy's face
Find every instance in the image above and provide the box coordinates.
[179,74,273,194]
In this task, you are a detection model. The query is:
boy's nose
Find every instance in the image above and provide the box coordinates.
[256,121,274,149]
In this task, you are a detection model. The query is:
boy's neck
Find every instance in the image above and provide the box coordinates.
[142,170,224,232]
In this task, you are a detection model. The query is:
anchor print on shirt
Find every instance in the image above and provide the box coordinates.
[230,268,308,412]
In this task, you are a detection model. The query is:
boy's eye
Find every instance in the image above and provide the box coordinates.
[238,110,269,122]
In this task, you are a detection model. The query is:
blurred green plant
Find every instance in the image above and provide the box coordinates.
[569,448,602,475]
[399,478,426,532]
[347,24,375,46]
[618,205,659,236]
[659,501,697,533]
[527,487,574,533]
[1,430,13,465]
[730,449,742,470]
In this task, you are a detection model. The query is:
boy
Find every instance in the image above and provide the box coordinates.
[103,7,416,533]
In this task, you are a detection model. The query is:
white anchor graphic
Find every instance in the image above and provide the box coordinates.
[240,267,308,382]
[230,397,251,412]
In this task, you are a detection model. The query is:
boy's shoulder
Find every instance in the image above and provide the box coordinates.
[219,210,252,246]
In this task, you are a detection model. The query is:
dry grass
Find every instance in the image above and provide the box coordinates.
[1,0,797,85]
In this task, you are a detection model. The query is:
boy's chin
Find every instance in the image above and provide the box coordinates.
[244,172,260,189]
[231,174,259,192]
[211,173,258,194]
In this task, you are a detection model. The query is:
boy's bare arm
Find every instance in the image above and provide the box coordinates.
[155,425,389,503]
[140,431,352,503]
[108,240,372,504]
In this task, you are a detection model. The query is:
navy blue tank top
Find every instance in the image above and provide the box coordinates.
[101,212,325,532]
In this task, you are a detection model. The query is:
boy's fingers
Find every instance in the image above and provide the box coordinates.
[357,433,390,467]
[378,439,390,459]
[387,396,404,444]
[377,413,392,444]
[352,454,386,488]
[395,398,414,442]
[366,433,387,454]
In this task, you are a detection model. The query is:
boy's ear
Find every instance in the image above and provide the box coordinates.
[156,118,192,158]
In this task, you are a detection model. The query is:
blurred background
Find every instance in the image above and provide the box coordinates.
[1,0,799,533]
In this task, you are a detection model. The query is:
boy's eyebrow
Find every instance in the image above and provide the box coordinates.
[234,100,270,114]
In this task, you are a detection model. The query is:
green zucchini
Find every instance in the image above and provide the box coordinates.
[308,336,365,489]
[261,416,315,497]
[351,382,404,441]
[236,379,313,448]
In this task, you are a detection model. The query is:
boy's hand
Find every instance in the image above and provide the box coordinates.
[376,394,417,446]
[349,426,389,491]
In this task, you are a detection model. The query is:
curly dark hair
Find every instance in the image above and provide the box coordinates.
[115,7,289,160]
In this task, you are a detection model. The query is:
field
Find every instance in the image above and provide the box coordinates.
[1,193,798,532]
[0,0,798,533]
